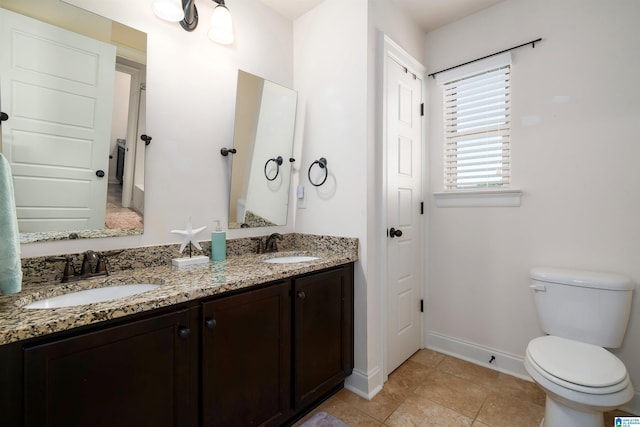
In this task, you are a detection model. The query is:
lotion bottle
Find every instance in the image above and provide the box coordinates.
[211,220,226,261]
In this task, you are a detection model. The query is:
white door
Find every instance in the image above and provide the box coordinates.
[0,8,115,232]
[386,50,424,374]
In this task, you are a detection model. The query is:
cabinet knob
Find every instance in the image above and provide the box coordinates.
[296,291,306,300]
[205,318,217,329]
[177,327,191,339]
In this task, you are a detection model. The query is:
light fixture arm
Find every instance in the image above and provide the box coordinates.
[180,0,198,31]
[180,0,227,32]
[153,0,233,43]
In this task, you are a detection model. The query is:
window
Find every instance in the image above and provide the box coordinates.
[444,65,510,190]
[433,53,520,207]
[435,52,512,191]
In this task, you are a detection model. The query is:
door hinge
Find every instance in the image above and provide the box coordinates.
[420,202,424,215]
[420,103,424,116]
[420,299,424,313]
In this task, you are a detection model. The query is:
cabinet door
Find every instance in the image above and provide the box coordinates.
[293,264,354,410]
[201,281,291,427]
[24,308,196,427]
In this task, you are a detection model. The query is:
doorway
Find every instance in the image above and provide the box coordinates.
[105,60,145,229]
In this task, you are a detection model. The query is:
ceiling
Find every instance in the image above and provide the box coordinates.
[258,0,506,33]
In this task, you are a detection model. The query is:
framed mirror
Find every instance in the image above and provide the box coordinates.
[228,70,297,229]
[0,0,147,243]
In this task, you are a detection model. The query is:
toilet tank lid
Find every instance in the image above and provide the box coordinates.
[530,267,634,291]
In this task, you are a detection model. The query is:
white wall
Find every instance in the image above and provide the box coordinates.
[425,0,640,406]
[20,0,295,257]
[369,0,425,65]
[293,0,372,394]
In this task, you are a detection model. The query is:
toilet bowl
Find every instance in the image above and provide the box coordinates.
[524,336,634,427]
[526,267,635,427]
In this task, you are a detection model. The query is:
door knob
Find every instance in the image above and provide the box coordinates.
[296,291,306,300]
[95,170,105,178]
[205,318,217,329]
[0,112,8,122]
[389,227,403,238]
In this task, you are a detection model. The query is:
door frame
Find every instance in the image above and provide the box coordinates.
[378,34,428,382]
[115,60,144,209]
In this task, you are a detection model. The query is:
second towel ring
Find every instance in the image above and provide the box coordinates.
[264,156,284,181]
[308,157,328,187]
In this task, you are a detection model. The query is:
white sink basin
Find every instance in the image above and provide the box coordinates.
[264,256,319,264]
[23,284,160,309]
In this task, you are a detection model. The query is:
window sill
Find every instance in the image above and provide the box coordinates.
[433,189,522,208]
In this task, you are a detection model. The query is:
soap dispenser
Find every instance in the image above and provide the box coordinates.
[211,220,226,261]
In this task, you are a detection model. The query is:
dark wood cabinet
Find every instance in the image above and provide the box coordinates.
[293,265,354,411]
[200,265,354,426]
[201,281,291,427]
[23,308,197,427]
[1,263,354,427]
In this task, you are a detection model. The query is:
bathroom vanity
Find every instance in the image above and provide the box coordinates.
[0,235,357,427]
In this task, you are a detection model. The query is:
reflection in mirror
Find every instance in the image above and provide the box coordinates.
[228,70,297,229]
[0,0,147,243]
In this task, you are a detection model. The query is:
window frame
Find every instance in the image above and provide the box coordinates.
[432,52,521,207]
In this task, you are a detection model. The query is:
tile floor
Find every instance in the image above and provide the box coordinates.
[295,349,635,427]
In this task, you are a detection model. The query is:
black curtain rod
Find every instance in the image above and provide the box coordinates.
[427,38,542,79]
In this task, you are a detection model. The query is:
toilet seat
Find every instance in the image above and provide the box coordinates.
[526,336,629,394]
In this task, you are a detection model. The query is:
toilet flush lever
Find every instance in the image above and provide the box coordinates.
[529,284,546,292]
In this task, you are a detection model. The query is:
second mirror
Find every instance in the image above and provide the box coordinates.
[228,70,297,229]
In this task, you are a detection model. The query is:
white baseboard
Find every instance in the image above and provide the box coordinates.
[344,367,383,400]
[425,331,531,381]
[426,331,640,415]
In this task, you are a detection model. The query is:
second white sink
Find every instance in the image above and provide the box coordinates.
[23,284,160,309]
[264,256,319,264]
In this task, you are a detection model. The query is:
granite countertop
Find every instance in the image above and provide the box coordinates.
[0,246,358,346]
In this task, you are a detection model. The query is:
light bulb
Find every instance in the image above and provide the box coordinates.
[152,0,184,22]
[208,4,234,45]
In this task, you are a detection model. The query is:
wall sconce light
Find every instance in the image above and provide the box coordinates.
[152,0,234,44]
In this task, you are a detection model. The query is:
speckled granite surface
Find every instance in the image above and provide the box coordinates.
[20,227,143,244]
[0,234,358,346]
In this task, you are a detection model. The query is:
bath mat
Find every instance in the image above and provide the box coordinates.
[300,411,349,427]
[105,211,143,229]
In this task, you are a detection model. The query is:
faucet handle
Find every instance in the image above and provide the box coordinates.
[95,254,108,275]
[251,237,265,254]
[46,256,76,282]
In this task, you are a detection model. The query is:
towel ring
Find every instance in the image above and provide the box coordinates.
[308,157,328,187]
[264,156,283,181]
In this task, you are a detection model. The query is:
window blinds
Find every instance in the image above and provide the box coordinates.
[443,65,511,190]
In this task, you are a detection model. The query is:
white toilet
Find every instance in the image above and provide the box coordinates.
[525,267,635,427]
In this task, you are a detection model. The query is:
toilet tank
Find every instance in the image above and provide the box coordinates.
[529,267,634,348]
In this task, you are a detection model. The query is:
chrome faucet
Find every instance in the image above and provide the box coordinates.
[264,233,283,253]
